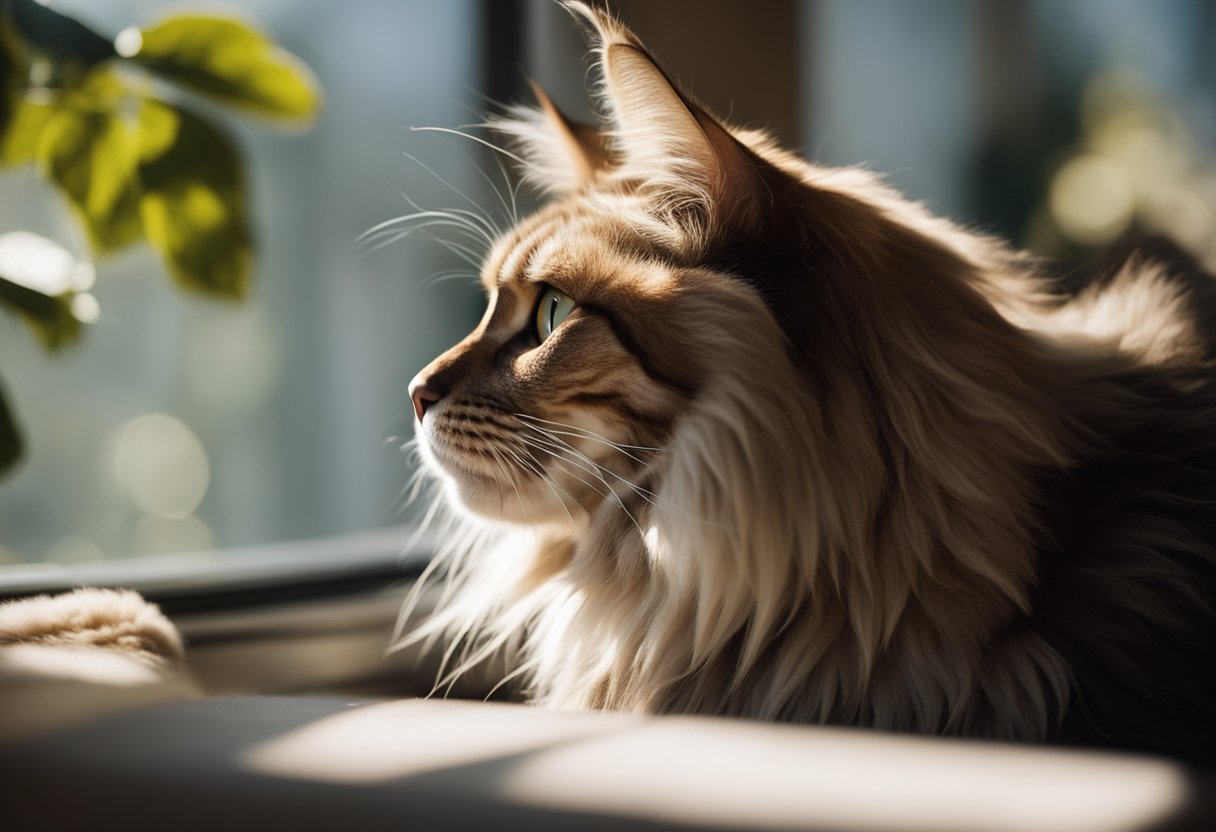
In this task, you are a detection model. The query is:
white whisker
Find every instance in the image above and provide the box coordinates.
[409,125,527,165]
[502,444,583,526]
[514,412,661,454]
[393,164,503,239]
[515,434,646,537]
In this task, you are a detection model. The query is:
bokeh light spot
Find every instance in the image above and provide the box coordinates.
[1048,154,1134,246]
[133,515,216,556]
[113,413,211,518]
[114,27,143,58]
[45,535,105,564]
[70,292,101,323]
[0,231,78,295]
[70,261,96,292]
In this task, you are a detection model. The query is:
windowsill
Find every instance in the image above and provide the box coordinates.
[0,526,431,615]
[1,695,1211,832]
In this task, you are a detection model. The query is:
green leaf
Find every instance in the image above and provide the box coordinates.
[0,20,18,136]
[138,100,251,298]
[37,72,143,253]
[7,0,115,69]
[0,376,22,477]
[130,16,321,122]
[0,273,81,350]
[0,96,54,166]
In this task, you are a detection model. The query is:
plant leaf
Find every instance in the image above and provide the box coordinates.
[37,72,143,253]
[0,376,22,477]
[0,273,80,350]
[0,96,54,166]
[138,100,251,298]
[0,19,19,136]
[7,0,115,69]
[130,16,321,122]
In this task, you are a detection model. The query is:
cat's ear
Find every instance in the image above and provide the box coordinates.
[566,1,771,230]
[490,82,610,195]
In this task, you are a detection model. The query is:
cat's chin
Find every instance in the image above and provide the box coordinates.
[439,473,574,528]
[423,442,572,528]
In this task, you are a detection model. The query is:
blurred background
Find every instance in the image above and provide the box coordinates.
[1,0,1214,571]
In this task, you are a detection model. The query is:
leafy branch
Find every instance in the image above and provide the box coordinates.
[0,0,321,476]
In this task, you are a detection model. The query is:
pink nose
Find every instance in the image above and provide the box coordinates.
[409,377,443,422]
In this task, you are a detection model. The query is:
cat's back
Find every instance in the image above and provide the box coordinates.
[1026,240,1216,759]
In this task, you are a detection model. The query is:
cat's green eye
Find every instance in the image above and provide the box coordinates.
[535,286,576,343]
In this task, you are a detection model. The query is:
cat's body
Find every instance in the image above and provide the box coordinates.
[405,3,1216,759]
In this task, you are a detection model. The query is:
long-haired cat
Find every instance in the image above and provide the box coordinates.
[402,2,1216,759]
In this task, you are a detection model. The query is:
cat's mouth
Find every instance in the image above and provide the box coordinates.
[421,422,511,484]
[419,406,633,528]
[424,432,561,526]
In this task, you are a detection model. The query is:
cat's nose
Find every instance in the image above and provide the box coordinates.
[409,376,443,423]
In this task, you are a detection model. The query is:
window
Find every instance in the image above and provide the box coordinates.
[3,0,1215,588]
[0,0,493,579]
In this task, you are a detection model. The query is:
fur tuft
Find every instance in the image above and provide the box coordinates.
[0,588,184,661]
[0,589,196,738]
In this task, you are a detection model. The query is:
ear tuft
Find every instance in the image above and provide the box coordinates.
[561,1,638,48]
[489,84,609,195]
[564,3,714,189]
[601,42,716,177]
[562,2,773,232]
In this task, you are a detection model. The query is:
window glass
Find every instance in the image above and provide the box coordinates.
[0,0,486,567]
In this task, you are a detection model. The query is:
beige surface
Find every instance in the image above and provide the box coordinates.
[1,696,1210,832]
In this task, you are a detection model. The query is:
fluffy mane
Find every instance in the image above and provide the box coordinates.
[400,2,1216,758]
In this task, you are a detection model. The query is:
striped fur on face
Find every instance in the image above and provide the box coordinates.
[411,209,697,529]
[403,2,1216,759]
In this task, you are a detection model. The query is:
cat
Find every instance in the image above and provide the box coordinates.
[402,2,1216,759]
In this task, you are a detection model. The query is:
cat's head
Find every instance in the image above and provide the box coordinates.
[407,2,998,539]
[408,3,820,528]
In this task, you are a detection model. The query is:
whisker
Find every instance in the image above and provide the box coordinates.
[513,419,662,499]
[356,228,482,266]
[515,435,646,536]
[357,210,473,244]
[396,149,504,237]
[502,444,583,526]
[359,217,490,253]
[455,85,514,117]
[519,429,673,524]
[409,125,527,166]
[487,446,524,521]
[427,237,483,268]
[365,224,483,267]
[520,421,656,474]
[395,176,502,241]
[518,420,732,529]
[559,462,647,538]
[516,434,617,496]
[485,140,521,226]
[450,142,518,232]
[422,269,480,288]
[514,412,662,454]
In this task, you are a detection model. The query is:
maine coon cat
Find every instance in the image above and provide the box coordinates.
[403,2,1216,758]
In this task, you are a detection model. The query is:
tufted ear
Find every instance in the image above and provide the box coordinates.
[490,82,611,195]
[565,1,772,230]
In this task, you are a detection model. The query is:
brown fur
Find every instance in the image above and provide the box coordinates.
[402,3,1216,759]
[0,589,184,660]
